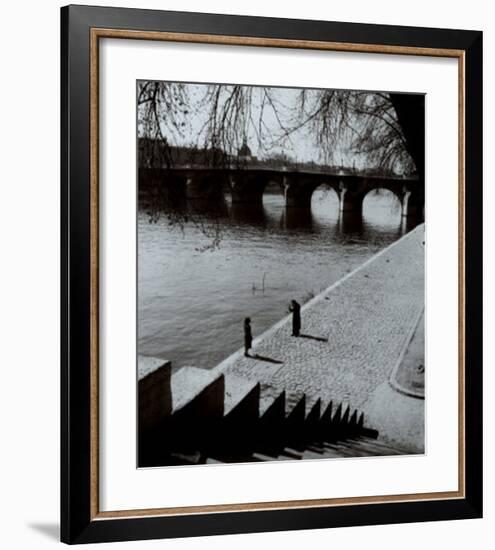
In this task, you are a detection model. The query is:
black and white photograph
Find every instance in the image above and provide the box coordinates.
[0,0,487,546]
[136,80,425,468]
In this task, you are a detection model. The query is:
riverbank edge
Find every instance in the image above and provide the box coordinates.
[388,307,425,399]
[213,224,425,378]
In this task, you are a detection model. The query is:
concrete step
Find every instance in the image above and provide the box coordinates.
[321,438,404,457]
[320,400,333,424]
[206,452,259,463]
[348,409,359,427]
[302,450,331,460]
[326,446,375,458]
[251,452,279,461]
[306,444,325,454]
[334,437,397,452]
[303,399,322,441]
[353,435,404,449]
[283,392,307,448]
[205,457,224,464]
[331,403,343,424]
[302,444,355,459]
[349,437,408,455]
[317,400,335,440]
[259,389,285,422]
[360,427,379,439]
[138,354,171,382]
[285,391,306,417]
[207,375,262,455]
[138,355,172,432]
[168,451,203,465]
[269,454,294,461]
[321,442,369,457]
[200,433,401,464]
[223,374,260,420]
[171,366,224,418]
[166,367,226,455]
[258,384,284,416]
[317,446,349,459]
[280,447,304,459]
[286,392,306,422]
[257,390,286,453]
[351,445,402,456]
[340,404,352,425]
[306,398,321,423]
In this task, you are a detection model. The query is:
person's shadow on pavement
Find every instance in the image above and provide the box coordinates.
[251,353,283,364]
[299,333,328,342]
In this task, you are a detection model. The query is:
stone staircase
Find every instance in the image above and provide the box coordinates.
[138,357,408,467]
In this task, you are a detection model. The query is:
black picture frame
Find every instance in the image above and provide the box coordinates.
[61,4,482,544]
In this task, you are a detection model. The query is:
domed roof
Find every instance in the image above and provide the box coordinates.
[238,141,252,157]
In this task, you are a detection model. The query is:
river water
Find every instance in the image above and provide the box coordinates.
[138,189,418,373]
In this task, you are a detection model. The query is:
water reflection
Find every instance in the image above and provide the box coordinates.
[280,208,314,231]
[337,211,364,236]
[186,197,230,219]
[230,203,268,227]
[138,190,422,373]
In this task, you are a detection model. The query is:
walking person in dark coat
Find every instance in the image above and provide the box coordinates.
[289,299,301,337]
[244,317,253,357]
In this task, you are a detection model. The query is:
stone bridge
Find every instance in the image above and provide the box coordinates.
[140,165,423,218]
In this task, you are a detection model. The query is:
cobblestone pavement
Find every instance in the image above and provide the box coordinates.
[216,224,425,412]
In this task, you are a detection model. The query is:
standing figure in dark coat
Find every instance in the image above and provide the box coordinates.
[289,299,301,337]
[244,317,253,357]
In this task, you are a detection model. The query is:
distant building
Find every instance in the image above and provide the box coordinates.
[237,140,256,163]
[138,138,230,167]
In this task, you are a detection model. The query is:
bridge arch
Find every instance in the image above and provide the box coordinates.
[310,183,341,217]
[362,188,403,224]
[363,184,404,204]
[230,172,283,204]
[284,177,341,209]
[339,180,424,219]
[185,172,228,201]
